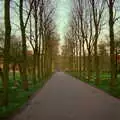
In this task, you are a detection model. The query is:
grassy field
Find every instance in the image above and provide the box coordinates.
[0,72,49,119]
[68,71,120,98]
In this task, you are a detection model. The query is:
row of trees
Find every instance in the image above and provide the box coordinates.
[0,0,59,106]
[62,0,120,89]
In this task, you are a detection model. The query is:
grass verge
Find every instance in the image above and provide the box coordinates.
[0,72,53,119]
[68,71,120,98]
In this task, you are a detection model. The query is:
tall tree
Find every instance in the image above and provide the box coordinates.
[90,0,105,85]
[107,0,116,89]
[32,0,39,84]
[19,0,28,90]
[19,0,34,90]
[3,0,11,105]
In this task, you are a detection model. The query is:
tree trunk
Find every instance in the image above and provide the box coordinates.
[19,0,28,90]
[0,68,4,88]
[109,0,116,89]
[94,39,100,85]
[41,54,44,78]
[32,51,37,84]
[12,64,16,83]
[83,39,86,74]
[3,0,11,106]
[18,64,23,81]
[37,24,42,81]
[79,39,82,78]
[33,0,38,83]
[87,49,92,82]
[37,53,41,81]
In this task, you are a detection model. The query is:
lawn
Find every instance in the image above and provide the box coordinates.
[0,72,49,119]
[68,71,120,98]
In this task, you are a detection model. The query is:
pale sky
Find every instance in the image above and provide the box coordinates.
[54,0,72,43]
[0,0,73,42]
[0,0,120,44]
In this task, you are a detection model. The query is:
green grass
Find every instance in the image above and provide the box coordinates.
[0,72,51,119]
[68,71,120,98]
[0,84,42,118]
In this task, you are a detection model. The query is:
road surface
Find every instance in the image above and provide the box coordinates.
[12,72,120,120]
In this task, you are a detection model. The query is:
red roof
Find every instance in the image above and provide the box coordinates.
[27,50,33,55]
[117,55,120,63]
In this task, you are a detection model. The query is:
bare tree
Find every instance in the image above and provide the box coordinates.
[89,0,105,85]
[107,0,117,89]
[3,0,11,105]
[19,0,35,90]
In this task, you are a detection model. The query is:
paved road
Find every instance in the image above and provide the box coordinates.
[12,72,120,120]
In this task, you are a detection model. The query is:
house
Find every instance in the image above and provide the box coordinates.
[27,50,33,56]
[117,54,120,64]
[0,50,3,69]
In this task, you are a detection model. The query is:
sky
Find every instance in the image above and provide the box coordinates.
[0,0,73,42]
[0,0,120,44]
[54,0,72,43]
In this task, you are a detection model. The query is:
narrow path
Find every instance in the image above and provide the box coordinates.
[12,72,120,120]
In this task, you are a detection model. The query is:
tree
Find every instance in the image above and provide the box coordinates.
[19,0,28,90]
[28,0,55,81]
[32,0,39,84]
[107,0,117,89]
[0,28,4,85]
[89,0,105,85]
[19,0,34,90]
[77,0,94,81]
[0,27,4,51]
[3,0,11,105]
